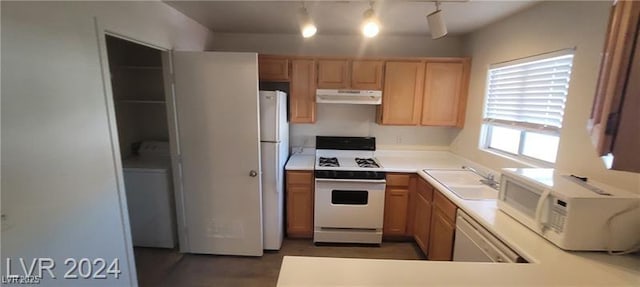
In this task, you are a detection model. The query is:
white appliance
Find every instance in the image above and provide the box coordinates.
[453,210,524,263]
[123,141,177,248]
[259,90,289,250]
[498,168,640,251]
[313,136,386,244]
[316,89,382,105]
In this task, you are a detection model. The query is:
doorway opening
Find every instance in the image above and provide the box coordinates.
[104,34,180,282]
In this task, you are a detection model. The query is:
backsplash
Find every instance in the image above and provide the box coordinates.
[290,104,460,148]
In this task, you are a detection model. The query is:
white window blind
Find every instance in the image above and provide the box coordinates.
[484,50,574,133]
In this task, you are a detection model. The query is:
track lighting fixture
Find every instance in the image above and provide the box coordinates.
[427,1,448,39]
[361,2,380,38]
[298,4,317,38]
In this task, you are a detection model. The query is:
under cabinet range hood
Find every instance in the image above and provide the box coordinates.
[316,89,382,105]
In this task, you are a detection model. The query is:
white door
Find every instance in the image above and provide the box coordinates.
[168,52,263,256]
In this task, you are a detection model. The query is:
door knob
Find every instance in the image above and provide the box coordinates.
[249,170,258,177]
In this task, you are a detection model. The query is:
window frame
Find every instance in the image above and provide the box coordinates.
[479,49,575,166]
[482,123,558,167]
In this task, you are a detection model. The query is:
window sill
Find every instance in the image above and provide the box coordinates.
[479,148,554,169]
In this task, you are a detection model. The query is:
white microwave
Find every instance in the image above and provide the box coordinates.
[498,168,640,251]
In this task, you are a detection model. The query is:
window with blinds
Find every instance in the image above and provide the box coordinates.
[481,50,575,164]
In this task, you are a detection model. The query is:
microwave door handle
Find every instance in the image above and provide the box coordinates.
[534,189,552,232]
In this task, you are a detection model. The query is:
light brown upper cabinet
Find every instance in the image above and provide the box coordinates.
[317,59,350,89]
[258,55,290,81]
[378,58,470,127]
[317,59,384,90]
[421,60,470,127]
[258,54,469,127]
[589,0,640,172]
[351,60,384,90]
[378,61,425,125]
[290,58,316,123]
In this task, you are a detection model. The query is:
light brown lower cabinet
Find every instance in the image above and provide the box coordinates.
[427,207,456,261]
[413,177,434,255]
[427,190,458,261]
[383,173,414,238]
[286,170,314,238]
[383,188,410,236]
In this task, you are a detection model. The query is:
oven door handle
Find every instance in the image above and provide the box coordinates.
[315,178,387,184]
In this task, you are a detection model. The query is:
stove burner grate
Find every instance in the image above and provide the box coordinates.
[355,158,380,168]
[319,157,340,167]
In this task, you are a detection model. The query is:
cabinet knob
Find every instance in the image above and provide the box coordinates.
[249,170,258,177]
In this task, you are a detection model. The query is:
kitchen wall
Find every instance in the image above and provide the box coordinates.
[451,1,640,193]
[292,104,459,148]
[1,2,213,286]
[211,32,466,149]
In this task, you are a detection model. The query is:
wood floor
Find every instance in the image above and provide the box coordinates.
[134,239,425,287]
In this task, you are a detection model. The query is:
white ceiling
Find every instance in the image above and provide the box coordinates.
[165,0,539,36]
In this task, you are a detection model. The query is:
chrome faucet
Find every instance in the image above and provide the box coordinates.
[462,166,500,189]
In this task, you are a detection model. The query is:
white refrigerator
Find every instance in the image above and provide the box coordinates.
[259,90,289,250]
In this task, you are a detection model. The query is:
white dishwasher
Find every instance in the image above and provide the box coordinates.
[453,210,526,263]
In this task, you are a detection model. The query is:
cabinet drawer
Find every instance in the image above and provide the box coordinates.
[417,177,434,202]
[287,171,313,185]
[386,173,411,187]
[433,190,457,223]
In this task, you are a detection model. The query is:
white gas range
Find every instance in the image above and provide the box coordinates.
[313,136,386,245]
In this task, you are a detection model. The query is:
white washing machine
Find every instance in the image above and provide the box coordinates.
[123,141,177,248]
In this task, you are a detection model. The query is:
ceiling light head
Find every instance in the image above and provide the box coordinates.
[361,7,380,38]
[427,1,447,39]
[301,22,317,38]
[298,6,317,38]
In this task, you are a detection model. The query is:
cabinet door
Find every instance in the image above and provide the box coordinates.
[413,191,432,255]
[286,185,314,238]
[433,189,457,222]
[380,61,425,125]
[421,61,469,127]
[351,60,384,90]
[383,188,410,236]
[290,59,316,123]
[286,171,314,238]
[258,56,289,81]
[405,176,417,236]
[427,207,455,261]
[589,0,640,172]
[317,59,350,89]
[611,29,640,172]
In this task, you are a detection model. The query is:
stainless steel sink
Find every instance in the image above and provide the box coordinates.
[423,169,498,200]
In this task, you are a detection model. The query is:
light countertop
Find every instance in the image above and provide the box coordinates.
[278,150,640,286]
[284,154,315,171]
[286,149,484,173]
